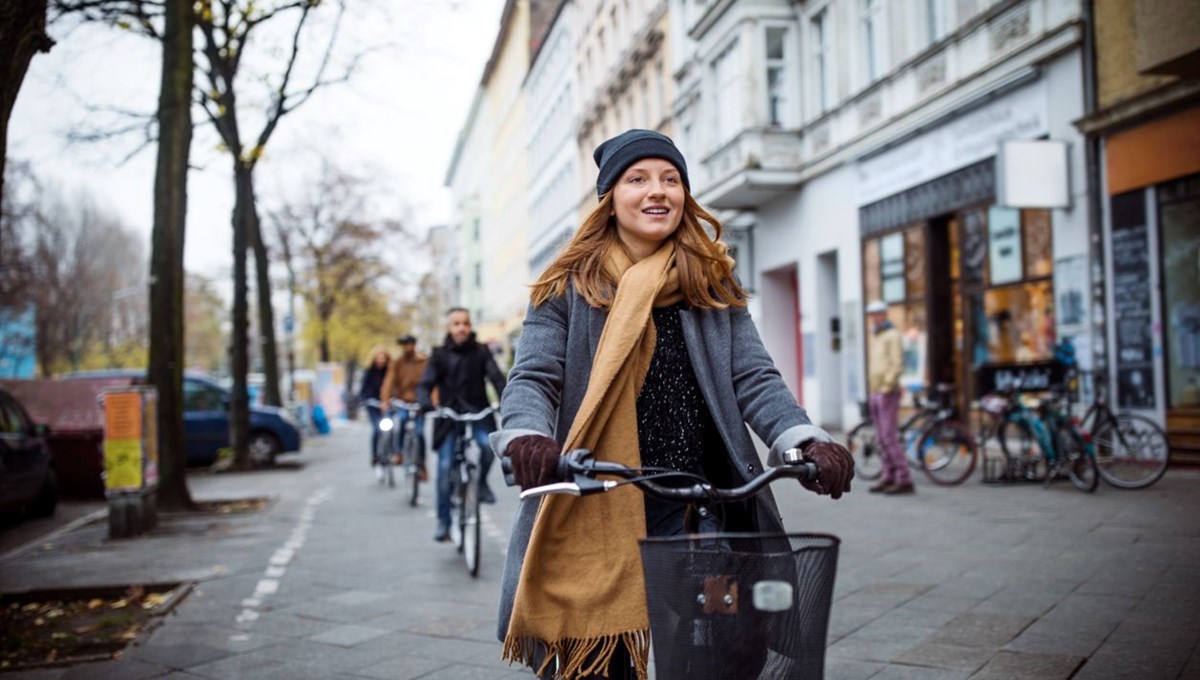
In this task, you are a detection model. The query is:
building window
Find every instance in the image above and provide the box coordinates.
[924,0,945,46]
[1159,174,1200,409]
[861,0,885,84]
[765,26,789,128]
[713,40,741,144]
[474,262,482,288]
[811,8,832,113]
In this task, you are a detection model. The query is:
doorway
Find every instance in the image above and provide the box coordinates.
[817,251,844,430]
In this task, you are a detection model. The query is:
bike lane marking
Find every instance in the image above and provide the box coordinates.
[235,485,333,626]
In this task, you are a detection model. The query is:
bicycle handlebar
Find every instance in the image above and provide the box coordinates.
[435,406,497,422]
[512,448,819,503]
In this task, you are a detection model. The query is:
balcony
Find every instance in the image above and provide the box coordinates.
[695,128,804,210]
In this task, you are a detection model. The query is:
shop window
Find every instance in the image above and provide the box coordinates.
[1159,174,1200,409]
[880,232,905,302]
[905,227,926,299]
[1023,209,1053,278]
[863,238,881,303]
[969,281,1055,365]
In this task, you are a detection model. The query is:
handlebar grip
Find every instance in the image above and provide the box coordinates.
[501,455,517,487]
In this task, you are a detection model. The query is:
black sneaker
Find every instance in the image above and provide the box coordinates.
[433,522,450,542]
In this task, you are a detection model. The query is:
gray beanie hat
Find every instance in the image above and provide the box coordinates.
[593,129,690,198]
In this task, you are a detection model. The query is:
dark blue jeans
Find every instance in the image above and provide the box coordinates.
[366,405,383,465]
[435,418,495,525]
[394,408,426,460]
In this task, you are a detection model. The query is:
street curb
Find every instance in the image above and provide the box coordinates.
[0,507,108,565]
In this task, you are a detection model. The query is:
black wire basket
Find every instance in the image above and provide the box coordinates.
[638,532,840,680]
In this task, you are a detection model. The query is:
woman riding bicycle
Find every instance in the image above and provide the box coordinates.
[360,346,391,473]
[493,129,855,679]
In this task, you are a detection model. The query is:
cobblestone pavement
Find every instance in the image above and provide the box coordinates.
[1,421,1197,679]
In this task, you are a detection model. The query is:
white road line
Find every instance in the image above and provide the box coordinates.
[233,485,333,629]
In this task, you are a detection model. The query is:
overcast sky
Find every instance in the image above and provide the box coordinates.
[11,0,506,280]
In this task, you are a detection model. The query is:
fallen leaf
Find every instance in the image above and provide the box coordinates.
[21,603,40,613]
[75,624,100,634]
[110,599,129,609]
[51,632,69,640]
[212,565,226,573]
[45,608,64,619]
[33,617,45,626]
[142,593,168,609]
[87,599,105,609]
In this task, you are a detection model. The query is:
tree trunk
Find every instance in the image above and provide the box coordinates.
[247,196,282,406]
[148,0,194,511]
[230,165,252,470]
[0,0,52,228]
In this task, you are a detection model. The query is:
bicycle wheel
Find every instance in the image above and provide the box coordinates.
[997,418,1048,482]
[902,412,937,469]
[847,422,883,481]
[918,419,978,486]
[461,465,481,577]
[1093,413,1170,489]
[375,433,390,486]
[1056,426,1098,493]
[404,431,422,507]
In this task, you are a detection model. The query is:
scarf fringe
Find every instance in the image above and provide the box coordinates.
[502,630,651,680]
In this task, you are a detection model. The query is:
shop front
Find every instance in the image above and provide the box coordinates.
[1104,104,1200,461]
[854,74,1086,415]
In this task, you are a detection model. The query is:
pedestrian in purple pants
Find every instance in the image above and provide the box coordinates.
[865,300,915,494]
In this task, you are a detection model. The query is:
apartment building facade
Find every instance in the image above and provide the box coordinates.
[671,0,1092,431]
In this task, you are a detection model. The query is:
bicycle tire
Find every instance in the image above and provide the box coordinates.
[1093,412,1170,489]
[917,419,978,486]
[404,431,421,507]
[846,422,883,481]
[462,464,481,578]
[375,433,391,487]
[1056,426,1098,493]
[997,418,1048,482]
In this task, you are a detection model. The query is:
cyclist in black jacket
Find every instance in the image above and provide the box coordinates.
[418,307,506,542]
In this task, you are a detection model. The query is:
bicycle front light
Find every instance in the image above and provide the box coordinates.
[380,418,395,432]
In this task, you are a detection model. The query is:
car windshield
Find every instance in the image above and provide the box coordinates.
[183,382,226,412]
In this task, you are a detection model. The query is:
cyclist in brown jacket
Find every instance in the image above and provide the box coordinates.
[381,334,429,473]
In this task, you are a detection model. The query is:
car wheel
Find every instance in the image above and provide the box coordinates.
[248,432,280,467]
[31,468,58,518]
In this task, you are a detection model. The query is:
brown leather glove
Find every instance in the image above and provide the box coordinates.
[507,434,561,491]
[800,440,855,500]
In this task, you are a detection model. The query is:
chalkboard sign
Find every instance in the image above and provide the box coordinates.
[975,360,1068,396]
[1110,192,1156,409]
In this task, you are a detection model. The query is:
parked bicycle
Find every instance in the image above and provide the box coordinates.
[514,447,840,680]
[434,406,496,577]
[361,398,396,489]
[1070,374,1170,489]
[985,384,1098,493]
[389,399,427,506]
[847,383,977,485]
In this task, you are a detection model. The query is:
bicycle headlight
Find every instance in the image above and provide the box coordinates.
[380,418,395,432]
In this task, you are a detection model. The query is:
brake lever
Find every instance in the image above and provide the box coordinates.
[519,476,615,500]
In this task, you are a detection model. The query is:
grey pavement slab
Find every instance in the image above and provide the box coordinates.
[2,421,1200,678]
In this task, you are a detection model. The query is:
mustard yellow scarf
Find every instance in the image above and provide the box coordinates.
[503,241,683,679]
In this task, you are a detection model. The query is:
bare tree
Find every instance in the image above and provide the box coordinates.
[0,1,55,228]
[148,0,193,509]
[268,161,407,363]
[54,0,367,469]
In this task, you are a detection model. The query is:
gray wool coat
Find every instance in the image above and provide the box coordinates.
[489,287,832,642]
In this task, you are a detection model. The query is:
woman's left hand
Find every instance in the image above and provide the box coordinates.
[800,441,855,499]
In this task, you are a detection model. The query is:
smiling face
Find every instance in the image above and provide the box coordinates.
[610,158,686,261]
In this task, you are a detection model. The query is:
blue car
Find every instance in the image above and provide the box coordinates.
[61,371,302,467]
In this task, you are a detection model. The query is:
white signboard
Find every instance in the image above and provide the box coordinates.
[988,206,1022,285]
[856,79,1049,205]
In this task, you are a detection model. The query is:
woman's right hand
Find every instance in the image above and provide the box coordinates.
[506,434,561,490]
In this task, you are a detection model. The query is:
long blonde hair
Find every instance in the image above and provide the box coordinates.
[530,192,748,309]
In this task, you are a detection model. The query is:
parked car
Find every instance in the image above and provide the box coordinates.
[0,386,57,518]
[60,370,302,467]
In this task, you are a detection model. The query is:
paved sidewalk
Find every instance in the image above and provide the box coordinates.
[1,421,1198,679]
